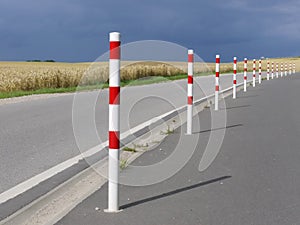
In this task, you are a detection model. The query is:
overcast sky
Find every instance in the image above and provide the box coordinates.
[0,0,299,62]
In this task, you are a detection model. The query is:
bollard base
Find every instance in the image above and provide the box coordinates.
[104,209,123,213]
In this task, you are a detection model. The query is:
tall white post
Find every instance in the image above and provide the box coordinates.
[187,49,194,135]
[233,57,237,99]
[244,58,247,92]
[285,63,287,76]
[271,62,274,79]
[253,59,256,87]
[215,55,220,111]
[106,32,121,213]
[259,59,262,84]
[266,61,270,81]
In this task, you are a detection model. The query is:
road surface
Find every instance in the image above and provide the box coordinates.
[0,72,257,194]
[57,74,300,225]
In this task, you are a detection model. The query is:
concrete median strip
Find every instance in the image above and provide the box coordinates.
[0,79,250,225]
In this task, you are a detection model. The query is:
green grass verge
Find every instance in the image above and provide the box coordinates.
[0,70,241,100]
[0,85,107,99]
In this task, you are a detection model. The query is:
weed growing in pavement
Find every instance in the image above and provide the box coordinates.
[160,125,175,135]
[123,147,137,153]
[120,159,128,170]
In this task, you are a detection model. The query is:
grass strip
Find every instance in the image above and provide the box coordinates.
[0,70,251,99]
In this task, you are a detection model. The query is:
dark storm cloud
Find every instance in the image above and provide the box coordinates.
[0,0,299,62]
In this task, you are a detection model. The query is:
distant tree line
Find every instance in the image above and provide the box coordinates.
[26,60,56,62]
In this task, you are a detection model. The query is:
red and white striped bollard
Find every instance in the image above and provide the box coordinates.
[215,55,220,111]
[266,61,270,81]
[253,59,256,87]
[233,57,237,99]
[187,49,194,135]
[289,63,292,75]
[281,63,283,77]
[244,58,247,92]
[271,62,274,79]
[276,63,279,78]
[285,63,287,76]
[259,59,262,83]
[106,32,121,213]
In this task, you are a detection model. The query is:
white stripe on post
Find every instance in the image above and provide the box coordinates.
[253,59,256,87]
[267,61,270,81]
[271,62,274,79]
[233,57,237,99]
[106,32,121,213]
[244,58,247,92]
[276,63,279,78]
[109,105,120,131]
[187,49,194,135]
[215,54,220,111]
[259,59,262,84]
[109,61,120,86]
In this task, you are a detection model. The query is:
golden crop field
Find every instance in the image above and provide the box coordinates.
[0,57,299,93]
[0,61,185,92]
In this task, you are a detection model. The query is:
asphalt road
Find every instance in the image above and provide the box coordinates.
[57,74,300,225]
[0,73,262,194]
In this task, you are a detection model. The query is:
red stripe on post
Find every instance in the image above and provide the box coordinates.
[109,131,120,149]
[109,87,120,105]
[188,54,194,63]
[233,80,237,84]
[216,58,220,63]
[188,75,193,84]
[187,96,193,105]
[110,41,120,59]
[215,85,219,91]
[216,72,219,77]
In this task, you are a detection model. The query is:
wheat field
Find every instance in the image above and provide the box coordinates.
[0,57,299,93]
